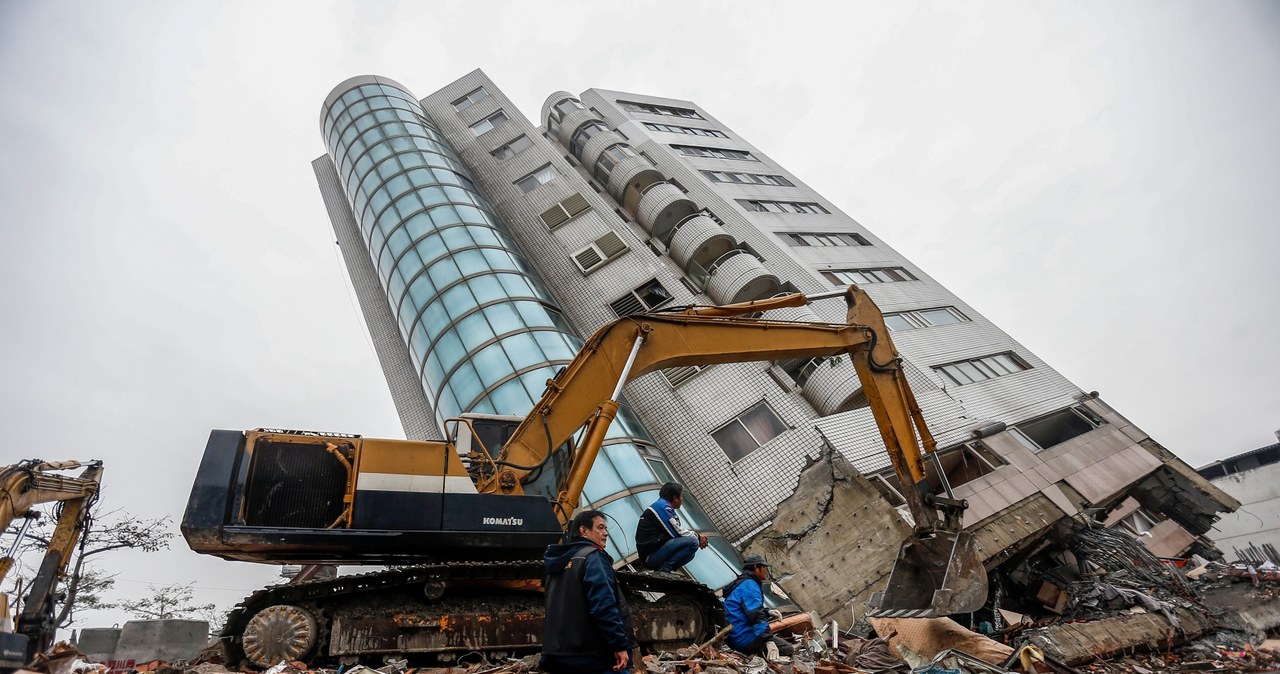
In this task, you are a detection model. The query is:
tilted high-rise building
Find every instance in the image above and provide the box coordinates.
[313,70,1235,597]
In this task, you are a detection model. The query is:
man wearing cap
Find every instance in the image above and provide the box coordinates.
[635,482,708,572]
[722,554,793,658]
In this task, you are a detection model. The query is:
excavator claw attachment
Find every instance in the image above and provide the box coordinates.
[870,529,988,617]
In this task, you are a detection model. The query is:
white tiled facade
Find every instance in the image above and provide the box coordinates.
[318,69,1193,545]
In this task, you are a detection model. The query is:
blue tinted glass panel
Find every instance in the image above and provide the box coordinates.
[604,443,656,489]
[498,332,541,370]
[471,343,514,388]
[440,284,478,318]
[456,313,495,351]
[441,226,476,249]
[489,379,534,416]
[427,258,462,289]
[482,301,523,335]
[453,249,488,276]
[416,235,447,266]
[687,538,741,590]
[468,274,505,305]
[583,463,625,503]
[534,331,576,361]
[598,497,642,559]
[449,362,484,411]
[434,331,466,372]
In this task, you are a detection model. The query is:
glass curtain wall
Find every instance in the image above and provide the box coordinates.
[320,77,741,588]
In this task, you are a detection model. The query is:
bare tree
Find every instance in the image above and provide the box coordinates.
[117,582,216,621]
[4,508,174,627]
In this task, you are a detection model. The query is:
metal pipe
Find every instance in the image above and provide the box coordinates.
[610,333,646,401]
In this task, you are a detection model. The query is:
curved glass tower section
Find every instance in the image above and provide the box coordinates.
[319,77,741,586]
[323,77,579,419]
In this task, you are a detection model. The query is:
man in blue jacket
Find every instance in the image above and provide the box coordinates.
[635,483,708,572]
[723,554,793,658]
[542,510,637,674]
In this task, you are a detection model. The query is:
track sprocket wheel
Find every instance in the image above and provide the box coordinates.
[242,604,318,667]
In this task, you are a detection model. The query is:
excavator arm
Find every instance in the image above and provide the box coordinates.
[475,286,985,615]
[0,460,103,665]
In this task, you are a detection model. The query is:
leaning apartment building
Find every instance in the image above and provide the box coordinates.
[312,70,1237,613]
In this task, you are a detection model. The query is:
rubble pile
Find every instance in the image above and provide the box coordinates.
[20,529,1280,674]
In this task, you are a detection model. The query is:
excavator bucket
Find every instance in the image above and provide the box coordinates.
[870,530,988,617]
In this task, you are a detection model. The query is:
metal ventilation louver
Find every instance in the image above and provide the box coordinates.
[573,230,629,273]
[610,293,645,317]
[540,193,592,231]
[662,366,704,387]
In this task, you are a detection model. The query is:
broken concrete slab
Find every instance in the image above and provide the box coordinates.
[743,451,913,624]
[1018,607,1212,666]
[868,616,1013,666]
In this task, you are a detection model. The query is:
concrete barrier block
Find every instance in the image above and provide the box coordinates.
[76,627,122,663]
[113,620,209,663]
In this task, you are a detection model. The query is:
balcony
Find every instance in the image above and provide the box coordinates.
[703,249,780,305]
[668,213,734,269]
[799,357,864,416]
[579,130,628,168]
[607,157,664,213]
[636,183,697,241]
[556,109,601,148]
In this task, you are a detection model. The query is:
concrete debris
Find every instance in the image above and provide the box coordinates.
[866,618,1012,666]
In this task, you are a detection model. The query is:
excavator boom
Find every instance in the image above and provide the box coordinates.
[478,285,985,615]
[0,460,103,667]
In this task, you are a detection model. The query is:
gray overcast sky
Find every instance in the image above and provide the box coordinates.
[1,1,1277,629]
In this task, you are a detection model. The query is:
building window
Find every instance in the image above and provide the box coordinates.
[934,353,1029,386]
[712,401,787,461]
[572,230,629,273]
[470,110,508,136]
[738,199,828,214]
[1012,406,1104,451]
[932,442,1006,489]
[515,164,558,193]
[883,307,970,332]
[554,98,587,119]
[452,87,490,112]
[822,267,917,285]
[701,170,794,187]
[491,134,533,161]
[644,122,727,138]
[609,279,674,316]
[570,121,609,156]
[540,193,591,230]
[620,100,703,119]
[1119,509,1158,536]
[673,145,756,161]
[782,232,869,247]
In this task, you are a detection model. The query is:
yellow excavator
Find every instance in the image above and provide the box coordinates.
[1,460,104,668]
[182,286,986,667]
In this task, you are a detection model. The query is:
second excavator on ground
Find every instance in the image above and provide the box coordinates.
[182,285,986,667]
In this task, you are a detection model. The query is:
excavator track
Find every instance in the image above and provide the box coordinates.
[221,562,722,669]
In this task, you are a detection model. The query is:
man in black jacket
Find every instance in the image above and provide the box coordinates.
[542,510,637,674]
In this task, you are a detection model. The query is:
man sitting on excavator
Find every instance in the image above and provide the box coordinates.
[634,482,708,572]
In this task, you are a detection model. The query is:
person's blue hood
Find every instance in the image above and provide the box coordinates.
[544,540,601,576]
